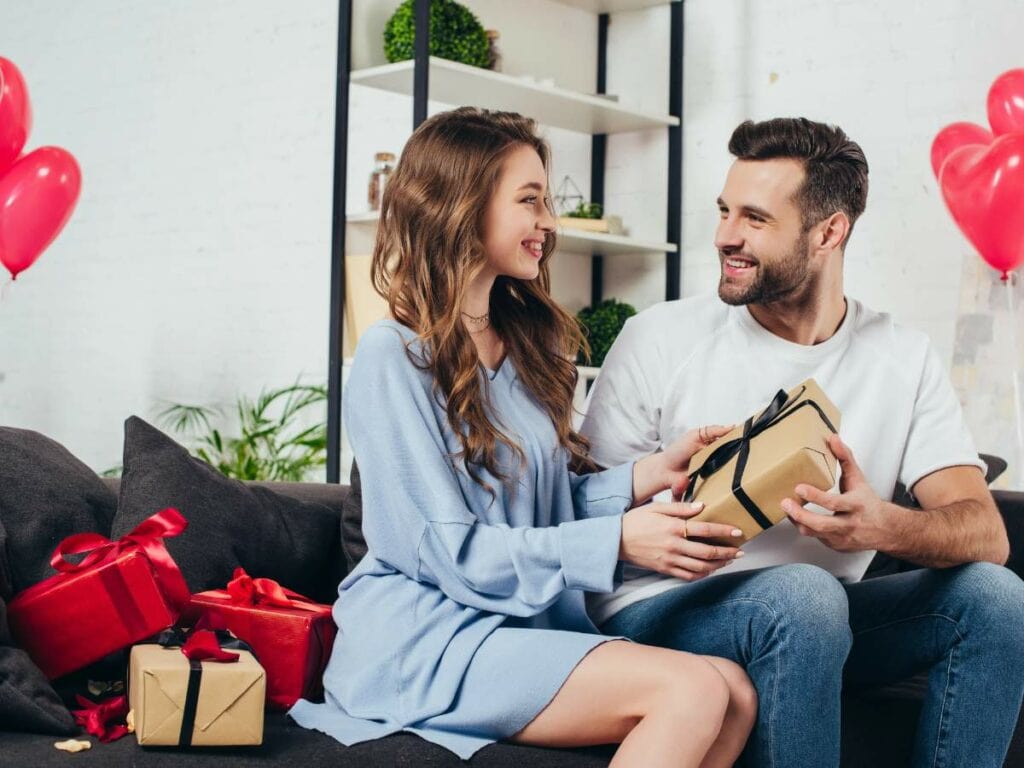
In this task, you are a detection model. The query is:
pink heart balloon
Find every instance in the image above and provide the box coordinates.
[0,146,81,280]
[930,121,993,178]
[939,134,1024,280]
[987,68,1024,136]
[0,57,33,175]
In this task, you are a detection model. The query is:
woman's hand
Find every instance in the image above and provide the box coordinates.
[619,501,744,582]
[632,425,733,504]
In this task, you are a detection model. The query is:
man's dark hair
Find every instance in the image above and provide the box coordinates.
[728,117,868,243]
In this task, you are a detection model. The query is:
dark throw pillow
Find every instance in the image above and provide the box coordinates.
[112,417,343,604]
[341,460,368,573]
[0,426,118,596]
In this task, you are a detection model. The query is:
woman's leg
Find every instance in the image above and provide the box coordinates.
[702,657,758,768]
[510,640,753,768]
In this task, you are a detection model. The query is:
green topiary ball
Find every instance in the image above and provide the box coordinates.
[384,0,491,69]
[576,299,637,367]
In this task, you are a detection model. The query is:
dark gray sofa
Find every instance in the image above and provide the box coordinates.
[2,479,1022,767]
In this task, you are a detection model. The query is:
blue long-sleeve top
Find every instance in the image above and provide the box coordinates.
[289,320,635,758]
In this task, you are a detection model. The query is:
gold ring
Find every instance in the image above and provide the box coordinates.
[681,519,688,539]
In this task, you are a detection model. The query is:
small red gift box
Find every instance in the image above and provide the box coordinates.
[7,508,192,680]
[187,568,336,711]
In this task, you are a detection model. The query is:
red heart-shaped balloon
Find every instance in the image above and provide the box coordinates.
[0,57,33,175]
[930,121,992,179]
[987,68,1024,136]
[939,133,1024,279]
[0,146,81,280]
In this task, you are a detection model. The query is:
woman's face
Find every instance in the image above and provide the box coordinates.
[481,144,556,281]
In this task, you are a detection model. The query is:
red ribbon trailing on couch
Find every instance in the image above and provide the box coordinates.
[71,694,130,743]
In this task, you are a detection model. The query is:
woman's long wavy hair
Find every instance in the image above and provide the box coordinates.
[371,107,593,491]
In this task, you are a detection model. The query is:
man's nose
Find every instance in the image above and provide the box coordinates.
[714,215,742,252]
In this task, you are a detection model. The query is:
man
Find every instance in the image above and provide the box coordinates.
[581,117,1024,768]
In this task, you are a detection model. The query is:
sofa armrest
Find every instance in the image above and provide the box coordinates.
[994,490,1024,579]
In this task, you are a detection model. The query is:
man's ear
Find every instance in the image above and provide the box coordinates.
[814,211,850,254]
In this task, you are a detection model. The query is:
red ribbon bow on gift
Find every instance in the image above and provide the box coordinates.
[71,694,130,743]
[224,567,320,612]
[46,508,192,610]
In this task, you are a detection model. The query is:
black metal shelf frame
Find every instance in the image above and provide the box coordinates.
[326,0,683,482]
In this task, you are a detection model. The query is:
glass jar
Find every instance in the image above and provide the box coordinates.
[368,152,396,211]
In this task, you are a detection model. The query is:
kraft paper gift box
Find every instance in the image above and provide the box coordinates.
[684,378,841,546]
[129,642,265,747]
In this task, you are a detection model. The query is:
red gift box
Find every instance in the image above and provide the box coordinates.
[187,568,336,711]
[7,508,192,680]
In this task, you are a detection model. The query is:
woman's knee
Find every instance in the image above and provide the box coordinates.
[709,657,758,723]
[652,653,732,729]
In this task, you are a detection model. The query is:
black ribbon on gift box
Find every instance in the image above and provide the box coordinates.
[684,385,839,530]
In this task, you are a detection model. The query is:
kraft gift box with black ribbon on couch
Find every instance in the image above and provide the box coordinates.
[0,416,1021,767]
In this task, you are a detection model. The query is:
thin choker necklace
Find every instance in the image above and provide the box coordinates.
[461,311,489,323]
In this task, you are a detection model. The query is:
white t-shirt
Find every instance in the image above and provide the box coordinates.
[580,294,985,624]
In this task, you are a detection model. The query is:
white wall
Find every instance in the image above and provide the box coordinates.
[0,0,1020,481]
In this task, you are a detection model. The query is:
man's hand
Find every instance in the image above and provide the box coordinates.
[620,501,744,582]
[782,434,889,552]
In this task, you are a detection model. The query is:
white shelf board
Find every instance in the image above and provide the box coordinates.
[350,57,678,135]
[347,212,675,256]
[551,0,672,12]
[558,228,676,255]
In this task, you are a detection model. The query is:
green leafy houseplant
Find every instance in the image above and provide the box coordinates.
[565,201,604,219]
[384,0,491,69]
[158,383,328,482]
[577,299,637,368]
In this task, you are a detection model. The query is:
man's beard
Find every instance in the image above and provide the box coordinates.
[718,232,811,306]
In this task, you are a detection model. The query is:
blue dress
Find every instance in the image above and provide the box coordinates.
[289,320,635,759]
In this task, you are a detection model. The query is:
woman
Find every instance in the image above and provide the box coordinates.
[290,107,755,767]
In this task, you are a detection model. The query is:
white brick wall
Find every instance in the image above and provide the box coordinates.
[0,0,1018,476]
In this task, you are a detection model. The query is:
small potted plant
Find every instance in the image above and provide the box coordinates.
[577,299,637,368]
[384,0,491,69]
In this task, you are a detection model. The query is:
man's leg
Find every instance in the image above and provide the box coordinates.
[844,562,1024,768]
[600,563,852,768]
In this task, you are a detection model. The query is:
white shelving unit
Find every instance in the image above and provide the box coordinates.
[327,0,683,479]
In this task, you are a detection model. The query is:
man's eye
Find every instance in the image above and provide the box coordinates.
[748,214,765,223]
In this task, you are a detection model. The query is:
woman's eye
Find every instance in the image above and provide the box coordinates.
[521,196,537,204]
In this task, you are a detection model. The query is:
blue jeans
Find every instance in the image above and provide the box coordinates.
[600,562,1024,768]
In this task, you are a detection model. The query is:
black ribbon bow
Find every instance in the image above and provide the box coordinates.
[684,386,838,531]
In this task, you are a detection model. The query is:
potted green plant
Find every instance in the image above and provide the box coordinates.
[157,383,328,481]
[384,0,491,69]
[576,299,637,368]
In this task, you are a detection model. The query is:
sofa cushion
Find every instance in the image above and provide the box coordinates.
[0,426,117,595]
[341,460,368,573]
[112,417,344,604]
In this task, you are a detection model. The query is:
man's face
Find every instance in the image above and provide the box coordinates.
[714,158,812,306]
